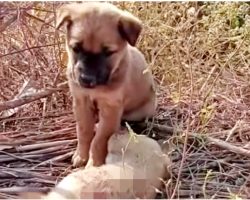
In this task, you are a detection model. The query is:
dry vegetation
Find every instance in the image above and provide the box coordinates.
[0,2,250,199]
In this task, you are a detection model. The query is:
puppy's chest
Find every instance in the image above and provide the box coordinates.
[88,90,123,121]
[88,87,124,106]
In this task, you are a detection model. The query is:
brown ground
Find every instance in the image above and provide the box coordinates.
[0,2,250,199]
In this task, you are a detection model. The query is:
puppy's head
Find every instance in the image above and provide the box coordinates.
[56,2,142,88]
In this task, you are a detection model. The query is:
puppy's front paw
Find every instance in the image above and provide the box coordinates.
[85,157,94,169]
[72,150,88,168]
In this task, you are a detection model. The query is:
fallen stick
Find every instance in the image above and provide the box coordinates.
[154,124,250,158]
[0,149,71,165]
[33,151,74,168]
[44,151,74,163]
[188,132,250,158]
[0,111,73,122]
[0,151,41,163]
[205,136,250,157]
[24,146,68,155]
[0,192,15,199]
[0,81,68,112]
[24,177,56,185]
[16,139,76,152]
[0,169,56,180]
[0,127,76,146]
[0,186,49,194]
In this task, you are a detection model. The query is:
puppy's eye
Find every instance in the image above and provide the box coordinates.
[103,47,116,57]
[71,43,82,53]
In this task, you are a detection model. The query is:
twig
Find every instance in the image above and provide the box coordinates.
[210,126,250,137]
[24,146,69,155]
[0,43,63,58]
[179,129,250,157]
[0,81,68,112]
[202,35,245,102]
[199,64,217,95]
[155,123,250,158]
[205,136,250,157]
[33,151,74,168]
[0,192,17,199]
[170,36,194,199]
[175,125,250,157]
[16,139,76,152]
[0,111,73,122]
[0,187,49,194]
[0,151,40,163]
[0,14,17,32]
[225,120,241,141]
[202,169,212,198]
[0,168,56,181]
[0,126,75,146]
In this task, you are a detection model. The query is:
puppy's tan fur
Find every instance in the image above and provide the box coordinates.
[29,133,170,199]
[56,2,157,167]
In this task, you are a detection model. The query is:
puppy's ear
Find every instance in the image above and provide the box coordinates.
[56,4,72,29]
[118,12,142,46]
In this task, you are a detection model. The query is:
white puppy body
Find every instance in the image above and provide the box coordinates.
[43,133,170,199]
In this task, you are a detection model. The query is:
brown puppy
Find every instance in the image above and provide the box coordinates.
[56,2,157,167]
[24,132,170,199]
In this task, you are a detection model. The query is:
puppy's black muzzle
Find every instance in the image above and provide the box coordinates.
[79,74,97,88]
[75,49,111,88]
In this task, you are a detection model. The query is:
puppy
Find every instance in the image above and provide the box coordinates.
[28,132,170,199]
[56,2,157,167]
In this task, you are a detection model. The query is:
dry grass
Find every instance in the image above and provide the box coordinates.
[0,2,250,199]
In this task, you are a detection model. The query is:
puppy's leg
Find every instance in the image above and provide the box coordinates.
[89,104,123,166]
[72,96,96,167]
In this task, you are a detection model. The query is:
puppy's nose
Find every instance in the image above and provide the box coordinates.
[79,74,97,88]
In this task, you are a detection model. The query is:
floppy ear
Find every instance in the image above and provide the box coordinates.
[56,4,72,29]
[118,11,142,46]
